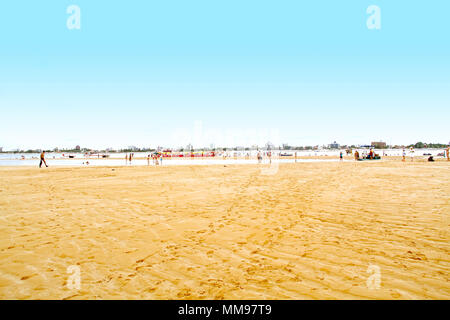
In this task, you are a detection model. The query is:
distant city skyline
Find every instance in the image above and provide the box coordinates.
[1,1,449,150]
[1,140,449,153]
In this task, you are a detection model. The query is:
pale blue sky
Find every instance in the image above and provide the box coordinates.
[1,1,449,150]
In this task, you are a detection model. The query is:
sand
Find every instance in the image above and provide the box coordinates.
[0,160,448,299]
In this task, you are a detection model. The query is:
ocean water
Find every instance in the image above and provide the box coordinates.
[0,149,445,167]
[0,158,345,167]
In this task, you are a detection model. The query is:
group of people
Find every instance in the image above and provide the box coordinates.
[147,153,163,166]
[349,146,450,162]
[36,146,450,168]
[402,147,415,162]
[125,153,135,165]
[125,152,164,166]
[351,149,378,161]
[256,151,272,164]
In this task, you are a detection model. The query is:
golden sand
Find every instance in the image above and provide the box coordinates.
[0,161,449,299]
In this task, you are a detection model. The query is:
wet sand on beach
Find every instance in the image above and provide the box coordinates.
[0,161,449,299]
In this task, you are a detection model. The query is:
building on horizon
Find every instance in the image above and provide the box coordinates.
[265,142,275,150]
[328,141,340,149]
[371,141,387,149]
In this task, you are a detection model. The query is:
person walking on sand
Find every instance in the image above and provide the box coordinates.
[125,153,128,165]
[354,150,359,161]
[339,151,343,161]
[446,146,450,161]
[39,151,48,168]
[410,147,415,162]
[129,153,132,165]
[402,148,406,162]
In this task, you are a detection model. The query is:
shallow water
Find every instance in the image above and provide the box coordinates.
[0,148,445,166]
[0,158,346,167]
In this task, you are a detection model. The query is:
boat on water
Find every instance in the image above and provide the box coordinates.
[85,153,110,158]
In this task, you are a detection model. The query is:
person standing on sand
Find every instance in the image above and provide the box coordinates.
[129,153,132,165]
[125,153,128,165]
[354,150,359,161]
[339,151,343,161]
[410,147,415,162]
[39,151,48,168]
[446,146,450,161]
[402,149,406,162]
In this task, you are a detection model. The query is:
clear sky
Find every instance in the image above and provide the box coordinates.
[1,1,449,150]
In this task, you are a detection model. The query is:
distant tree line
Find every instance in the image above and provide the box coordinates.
[1,142,448,153]
[406,142,448,149]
